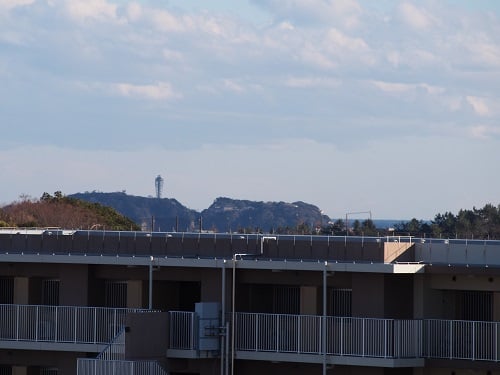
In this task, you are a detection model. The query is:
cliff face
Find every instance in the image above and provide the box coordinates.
[69,192,330,233]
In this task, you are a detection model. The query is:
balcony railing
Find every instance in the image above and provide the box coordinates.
[234,313,422,359]
[169,311,500,363]
[77,359,168,375]
[169,311,197,350]
[0,304,152,346]
[424,319,500,361]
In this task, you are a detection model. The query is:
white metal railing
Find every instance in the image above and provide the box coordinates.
[97,327,126,360]
[424,319,500,361]
[169,311,197,350]
[169,311,500,363]
[234,313,422,358]
[77,359,168,375]
[0,304,152,345]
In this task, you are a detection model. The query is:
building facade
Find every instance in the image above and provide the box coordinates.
[0,229,499,375]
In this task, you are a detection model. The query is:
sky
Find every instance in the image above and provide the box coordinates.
[0,0,499,220]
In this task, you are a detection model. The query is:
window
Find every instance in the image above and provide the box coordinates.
[329,288,352,317]
[42,279,60,306]
[0,278,14,304]
[460,290,492,321]
[105,281,127,308]
[273,286,300,314]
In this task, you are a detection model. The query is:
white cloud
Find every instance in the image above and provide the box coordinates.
[0,0,34,10]
[162,48,184,62]
[466,96,489,116]
[76,81,181,101]
[222,79,245,93]
[252,0,362,29]
[398,2,437,30]
[151,9,186,32]
[464,37,500,68]
[126,2,142,22]
[371,80,444,95]
[278,21,294,31]
[64,0,120,23]
[285,76,340,89]
[386,48,440,69]
[114,82,181,100]
[298,45,336,69]
[469,124,500,139]
[326,28,368,52]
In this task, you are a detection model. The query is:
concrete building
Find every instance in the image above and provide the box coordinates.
[0,229,500,375]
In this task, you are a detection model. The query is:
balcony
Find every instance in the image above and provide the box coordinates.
[168,311,500,367]
[0,304,152,352]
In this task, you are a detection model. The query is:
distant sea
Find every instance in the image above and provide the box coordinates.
[373,219,407,229]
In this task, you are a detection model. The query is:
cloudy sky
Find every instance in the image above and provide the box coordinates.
[1,0,499,220]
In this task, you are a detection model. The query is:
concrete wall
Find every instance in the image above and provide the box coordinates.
[384,242,414,263]
[416,241,500,266]
[352,273,384,318]
[59,265,89,306]
[125,312,168,360]
[352,273,414,319]
[0,350,83,375]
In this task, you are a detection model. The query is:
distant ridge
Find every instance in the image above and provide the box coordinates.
[69,192,330,232]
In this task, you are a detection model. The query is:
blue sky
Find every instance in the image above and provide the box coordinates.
[1,0,499,220]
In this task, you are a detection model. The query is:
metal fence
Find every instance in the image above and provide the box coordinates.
[77,359,168,375]
[168,311,197,350]
[234,313,422,358]
[0,304,151,345]
[423,319,500,361]
[169,311,500,362]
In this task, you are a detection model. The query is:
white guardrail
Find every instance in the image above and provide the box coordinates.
[0,304,151,345]
[169,311,500,362]
[169,311,198,350]
[77,359,168,375]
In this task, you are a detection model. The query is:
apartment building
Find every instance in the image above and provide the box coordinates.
[0,229,499,375]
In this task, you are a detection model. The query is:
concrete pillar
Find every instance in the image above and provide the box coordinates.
[413,274,424,319]
[14,277,29,305]
[300,286,317,315]
[127,280,143,308]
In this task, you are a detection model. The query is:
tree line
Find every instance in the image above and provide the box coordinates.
[268,203,500,240]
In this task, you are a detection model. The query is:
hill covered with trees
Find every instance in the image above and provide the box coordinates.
[0,192,140,230]
[69,192,328,233]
